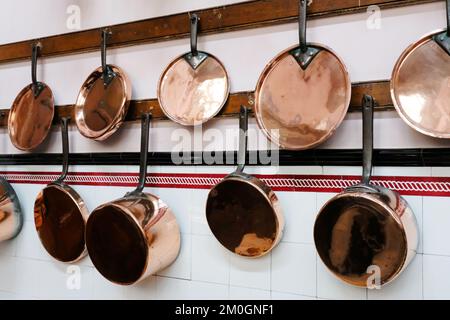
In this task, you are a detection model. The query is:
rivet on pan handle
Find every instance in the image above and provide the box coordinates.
[236,105,249,174]
[361,94,374,186]
[130,113,152,195]
[56,117,70,184]
[31,42,45,97]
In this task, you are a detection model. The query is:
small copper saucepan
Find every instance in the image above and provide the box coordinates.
[86,114,181,285]
[391,0,450,138]
[157,14,230,126]
[314,95,419,287]
[0,175,23,242]
[8,43,55,151]
[75,29,131,140]
[206,106,284,258]
[34,118,89,263]
[254,0,351,150]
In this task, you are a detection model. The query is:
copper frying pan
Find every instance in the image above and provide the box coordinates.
[391,0,450,138]
[206,106,284,258]
[157,14,230,126]
[86,114,181,285]
[254,0,351,150]
[8,43,55,151]
[34,118,89,263]
[314,95,419,287]
[75,29,131,141]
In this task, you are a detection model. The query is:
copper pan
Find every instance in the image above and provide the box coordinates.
[75,29,131,141]
[254,0,351,150]
[314,95,419,288]
[86,114,181,285]
[206,106,284,258]
[391,1,450,138]
[157,14,230,126]
[8,43,54,151]
[34,118,89,263]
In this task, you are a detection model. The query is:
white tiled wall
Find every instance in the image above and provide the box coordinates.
[0,165,448,300]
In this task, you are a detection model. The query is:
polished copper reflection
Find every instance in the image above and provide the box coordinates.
[158,54,229,126]
[391,30,450,138]
[86,193,181,285]
[75,65,131,140]
[314,186,418,287]
[34,184,88,263]
[8,84,54,151]
[206,174,283,258]
[0,178,23,242]
[255,44,351,150]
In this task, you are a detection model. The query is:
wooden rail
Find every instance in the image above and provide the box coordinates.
[0,0,440,64]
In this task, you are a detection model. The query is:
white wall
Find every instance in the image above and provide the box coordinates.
[0,0,450,301]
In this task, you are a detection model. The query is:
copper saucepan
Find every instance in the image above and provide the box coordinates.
[157,14,230,126]
[86,114,181,285]
[314,95,419,287]
[391,0,450,138]
[0,173,23,242]
[75,29,132,141]
[34,118,89,263]
[254,0,351,150]
[206,106,284,258]
[8,43,55,151]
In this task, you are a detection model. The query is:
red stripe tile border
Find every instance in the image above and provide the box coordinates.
[1,171,450,197]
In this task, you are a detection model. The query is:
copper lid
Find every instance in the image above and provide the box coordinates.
[8,84,54,151]
[254,44,351,150]
[75,65,131,141]
[157,53,229,126]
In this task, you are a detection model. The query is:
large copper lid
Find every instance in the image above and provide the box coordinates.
[157,14,229,126]
[8,43,54,151]
[75,30,131,141]
[391,29,450,138]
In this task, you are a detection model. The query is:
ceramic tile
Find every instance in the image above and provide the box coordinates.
[229,286,270,300]
[158,233,191,280]
[423,197,450,255]
[229,254,271,290]
[423,254,450,300]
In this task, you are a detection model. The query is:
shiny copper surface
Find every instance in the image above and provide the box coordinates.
[391,30,450,138]
[34,183,88,263]
[314,186,418,287]
[206,173,284,258]
[0,178,23,242]
[254,44,351,150]
[8,84,54,151]
[157,54,229,126]
[75,65,131,141]
[86,193,181,285]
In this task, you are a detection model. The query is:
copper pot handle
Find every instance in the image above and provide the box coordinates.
[56,117,70,183]
[299,0,307,53]
[190,14,199,57]
[362,94,374,186]
[101,28,115,85]
[131,113,152,195]
[31,42,44,97]
[236,105,249,174]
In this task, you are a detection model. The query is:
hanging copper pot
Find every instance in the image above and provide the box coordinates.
[86,114,181,285]
[34,118,89,263]
[0,177,23,242]
[75,29,131,141]
[157,14,230,126]
[206,106,284,258]
[254,0,351,150]
[391,0,450,138]
[8,43,55,151]
[314,95,419,287]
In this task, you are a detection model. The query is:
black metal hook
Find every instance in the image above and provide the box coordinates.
[299,0,308,53]
[190,14,200,56]
[236,105,249,173]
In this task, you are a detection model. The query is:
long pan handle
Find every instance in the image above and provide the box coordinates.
[361,95,374,186]
[56,117,70,183]
[299,0,308,53]
[190,14,199,57]
[236,105,249,173]
[31,42,43,97]
[447,0,450,36]
[134,113,152,194]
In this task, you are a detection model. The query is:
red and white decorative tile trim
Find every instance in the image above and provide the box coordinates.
[1,171,450,197]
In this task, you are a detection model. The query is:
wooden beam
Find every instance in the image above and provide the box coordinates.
[0,0,440,64]
[0,80,393,127]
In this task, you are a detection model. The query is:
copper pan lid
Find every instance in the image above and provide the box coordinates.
[157,14,229,126]
[391,29,450,138]
[75,30,131,141]
[8,43,54,151]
